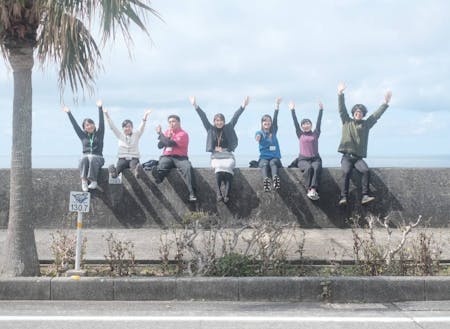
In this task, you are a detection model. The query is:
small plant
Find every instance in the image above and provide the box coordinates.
[320,279,332,302]
[408,231,442,276]
[159,230,172,275]
[104,233,136,276]
[46,230,86,276]
[213,253,256,276]
[349,215,422,276]
[157,220,306,277]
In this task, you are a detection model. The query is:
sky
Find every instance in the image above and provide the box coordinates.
[1,0,450,168]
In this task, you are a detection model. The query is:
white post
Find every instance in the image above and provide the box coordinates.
[74,211,83,271]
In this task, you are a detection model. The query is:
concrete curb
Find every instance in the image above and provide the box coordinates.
[1,276,449,302]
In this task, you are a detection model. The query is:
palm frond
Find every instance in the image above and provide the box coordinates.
[35,0,161,95]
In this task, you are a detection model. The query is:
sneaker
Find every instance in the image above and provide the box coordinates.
[361,195,375,205]
[216,193,223,202]
[108,164,117,178]
[338,196,347,206]
[223,196,229,203]
[134,163,144,179]
[88,181,98,189]
[307,189,320,201]
[263,177,272,192]
[81,181,88,192]
[189,194,197,202]
[273,175,281,190]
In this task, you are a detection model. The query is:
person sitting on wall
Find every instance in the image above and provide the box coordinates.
[103,106,152,179]
[190,95,250,203]
[152,114,197,202]
[290,100,324,201]
[63,100,105,192]
[337,82,392,206]
[255,97,283,192]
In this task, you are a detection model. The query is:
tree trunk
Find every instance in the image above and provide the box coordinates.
[1,45,39,276]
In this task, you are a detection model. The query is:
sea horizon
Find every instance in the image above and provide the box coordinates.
[1,154,449,169]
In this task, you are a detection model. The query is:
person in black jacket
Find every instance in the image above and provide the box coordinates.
[189,96,250,203]
[63,100,105,192]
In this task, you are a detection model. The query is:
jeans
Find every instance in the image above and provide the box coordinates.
[340,154,370,197]
[258,158,282,178]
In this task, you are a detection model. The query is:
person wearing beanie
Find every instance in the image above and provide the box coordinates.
[190,96,249,203]
[290,100,324,200]
[255,97,283,192]
[337,82,392,206]
[103,106,152,180]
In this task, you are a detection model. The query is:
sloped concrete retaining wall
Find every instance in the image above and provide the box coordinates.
[0,168,449,229]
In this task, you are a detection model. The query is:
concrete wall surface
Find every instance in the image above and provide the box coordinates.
[1,276,450,302]
[0,168,449,229]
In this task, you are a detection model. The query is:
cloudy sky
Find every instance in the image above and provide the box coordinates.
[1,0,450,168]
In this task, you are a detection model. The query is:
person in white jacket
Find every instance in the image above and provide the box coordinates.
[103,106,152,179]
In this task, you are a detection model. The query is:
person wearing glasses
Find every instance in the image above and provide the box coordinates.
[337,82,392,206]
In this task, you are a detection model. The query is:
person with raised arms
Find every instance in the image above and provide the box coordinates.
[337,82,392,205]
[190,95,250,203]
[290,100,324,200]
[63,100,105,192]
[103,106,152,179]
[255,97,283,192]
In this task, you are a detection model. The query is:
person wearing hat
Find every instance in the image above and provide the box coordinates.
[337,82,392,205]
[255,97,283,192]
[190,96,250,203]
[290,100,324,200]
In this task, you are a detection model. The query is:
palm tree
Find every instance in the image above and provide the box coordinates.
[0,0,159,276]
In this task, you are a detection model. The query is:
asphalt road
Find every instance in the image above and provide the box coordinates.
[0,300,449,329]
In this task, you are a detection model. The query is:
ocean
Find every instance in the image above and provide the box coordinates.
[1,154,449,169]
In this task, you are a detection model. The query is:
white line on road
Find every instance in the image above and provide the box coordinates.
[0,316,449,323]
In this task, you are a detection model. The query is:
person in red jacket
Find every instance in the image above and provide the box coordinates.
[152,115,197,202]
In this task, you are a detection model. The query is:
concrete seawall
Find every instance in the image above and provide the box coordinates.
[0,168,449,229]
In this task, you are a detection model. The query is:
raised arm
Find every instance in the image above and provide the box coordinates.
[272,97,281,134]
[190,96,212,131]
[96,100,105,140]
[229,96,249,128]
[63,106,85,139]
[315,101,324,134]
[289,101,301,138]
[338,82,350,123]
[102,106,123,139]
[366,90,391,129]
[136,109,152,136]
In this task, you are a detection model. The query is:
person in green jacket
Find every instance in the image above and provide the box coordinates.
[337,82,392,206]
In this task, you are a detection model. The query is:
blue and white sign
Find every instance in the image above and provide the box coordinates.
[69,191,91,213]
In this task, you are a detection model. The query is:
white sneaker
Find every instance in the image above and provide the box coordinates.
[88,181,98,189]
[307,189,320,201]
[81,181,88,192]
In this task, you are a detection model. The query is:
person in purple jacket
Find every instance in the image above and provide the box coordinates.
[290,100,323,200]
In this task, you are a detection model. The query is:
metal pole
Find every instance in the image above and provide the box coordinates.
[74,211,83,271]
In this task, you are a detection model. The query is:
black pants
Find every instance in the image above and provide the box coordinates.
[298,156,322,190]
[258,158,282,178]
[157,156,196,194]
[215,172,233,198]
[116,158,139,176]
[340,154,370,197]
